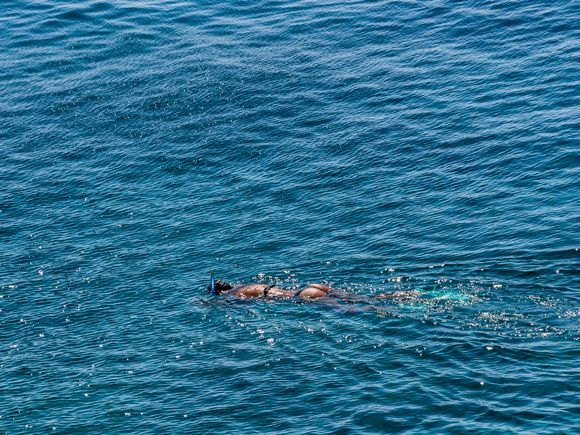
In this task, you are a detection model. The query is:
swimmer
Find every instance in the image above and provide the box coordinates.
[208,277,421,302]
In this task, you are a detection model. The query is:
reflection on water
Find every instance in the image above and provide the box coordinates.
[1,0,578,432]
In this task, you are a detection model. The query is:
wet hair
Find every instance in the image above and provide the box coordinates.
[208,279,233,294]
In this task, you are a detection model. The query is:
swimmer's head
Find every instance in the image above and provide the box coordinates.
[207,279,233,295]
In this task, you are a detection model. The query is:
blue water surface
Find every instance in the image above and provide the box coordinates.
[1,0,579,433]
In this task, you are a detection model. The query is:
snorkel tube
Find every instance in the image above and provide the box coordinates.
[210,274,216,294]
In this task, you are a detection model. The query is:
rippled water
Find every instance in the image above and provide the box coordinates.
[1,0,579,433]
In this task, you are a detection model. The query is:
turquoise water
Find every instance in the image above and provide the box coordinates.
[1,0,579,432]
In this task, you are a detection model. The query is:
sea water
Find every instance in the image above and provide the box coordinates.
[1,0,578,432]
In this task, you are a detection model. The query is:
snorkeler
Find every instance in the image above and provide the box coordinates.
[208,277,421,302]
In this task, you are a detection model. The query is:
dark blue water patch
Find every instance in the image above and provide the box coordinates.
[1,0,579,433]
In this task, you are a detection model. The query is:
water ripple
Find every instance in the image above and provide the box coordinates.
[1,0,579,433]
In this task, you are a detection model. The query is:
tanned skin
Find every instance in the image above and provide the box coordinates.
[210,280,420,302]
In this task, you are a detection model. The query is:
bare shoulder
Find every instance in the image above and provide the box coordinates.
[235,284,268,298]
